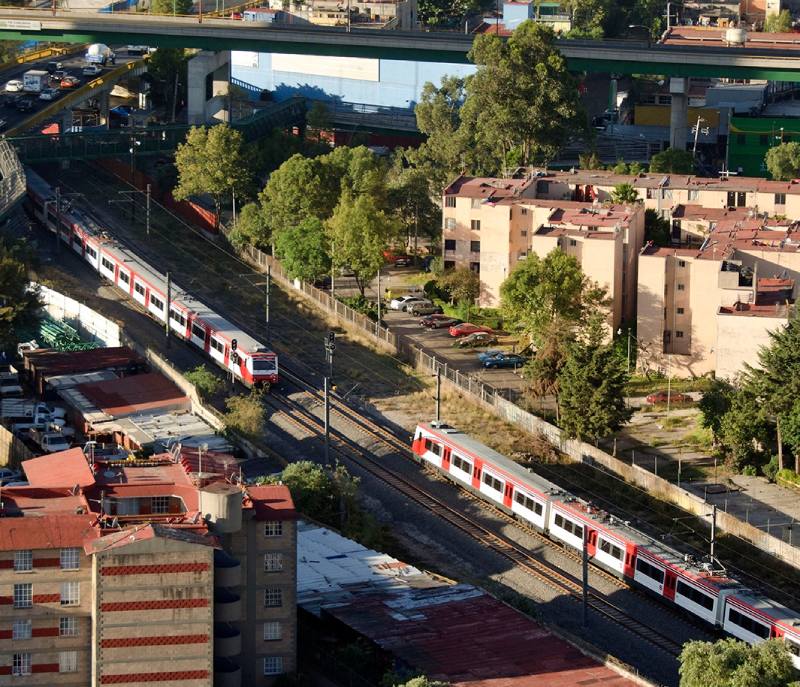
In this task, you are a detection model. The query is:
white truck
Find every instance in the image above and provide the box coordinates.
[85,43,114,66]
[22,69,49,94]
[1,400,66,421]
[29,427,72,454]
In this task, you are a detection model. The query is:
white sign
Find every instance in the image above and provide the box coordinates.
[0,19,42,31]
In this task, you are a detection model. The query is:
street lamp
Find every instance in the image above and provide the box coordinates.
[691,116,710,157]
[616,327,639,374]
[129,138,142,181]
[627,24,651,47]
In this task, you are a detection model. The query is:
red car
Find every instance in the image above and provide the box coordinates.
[448,323,493,337]
[60,76,80,89]
[646,390,692,405]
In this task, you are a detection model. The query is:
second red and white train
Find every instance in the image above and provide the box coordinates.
[413,421,800,665]
[25,168,278,386]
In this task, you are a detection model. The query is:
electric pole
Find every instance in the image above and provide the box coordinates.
[582,528,589,627]
[435,369,441,422]
[376,267,381,324]
[324,376,331,466]
[266,264,271,344]
[325,331,335,382]
[145,183,151,238]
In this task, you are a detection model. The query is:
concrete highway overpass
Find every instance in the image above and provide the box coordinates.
[4,11,800,81]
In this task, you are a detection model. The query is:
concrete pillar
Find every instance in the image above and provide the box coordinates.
[187,50,231,125]
[669,77,689,150]
[98,90,110,129]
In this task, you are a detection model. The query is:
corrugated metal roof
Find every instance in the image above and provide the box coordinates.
[45,369,118,391]
[75,372,189,419]
[90,411,230,453]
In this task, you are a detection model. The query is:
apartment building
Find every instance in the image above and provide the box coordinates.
[442,176,644,328]
[0,447,297,687]
[637,220,798,378]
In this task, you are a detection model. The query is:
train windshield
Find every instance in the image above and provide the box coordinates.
[252,358,277,372]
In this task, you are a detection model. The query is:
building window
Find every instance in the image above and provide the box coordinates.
[678,260,686,268]
[521,207,528,215]
[444,239,456,251]
[264,553,284,572]
[470,240,480,253]
[12,653,31,676]
[444,218,456,230]
[677,307,685,315]
[569,239,577,247]
[445,196,456,208]
[60,548,80,571]
[776,193,786,206]
[676,330,684,338]
[677,283,685,291]
[264,587,283,608]
[12,619,31,640]
[13,584,32,609]
[264,521,283,537]
[443,260,456,269]
[520,229,527,237]
[688,189,699,201]
[664,330,672,344]
[470,219,481,231]
[263,621,282,641]
[151,496,170,514]
[469,262,480,274]
[263,657,284,676]
[60,617,78,637]
[59,651,78,673]
[61,582,80,606]
[14,550,32,572]
[471,198,482,209]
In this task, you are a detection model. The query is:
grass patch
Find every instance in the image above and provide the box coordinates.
[626,375,713,396]
[661,416,688,429]
[684,426,714,450]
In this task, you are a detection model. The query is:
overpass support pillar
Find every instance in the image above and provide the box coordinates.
[669,77,689,150]
[98,90,110,129]
[61,108,73,134]
[187,50,231,125]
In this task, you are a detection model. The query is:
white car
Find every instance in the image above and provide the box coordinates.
[82,64,102,76]
[39,88,59,101]
[389,295,432,311]
[5,79,22,93]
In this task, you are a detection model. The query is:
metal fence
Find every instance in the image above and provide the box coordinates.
[0,139,26,221]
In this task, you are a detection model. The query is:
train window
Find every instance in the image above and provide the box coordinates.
[86,246,97,259]
[101,257,114,272]
[170,309,186,327]
[252,358,276,372]
[676,581,714,611]
[210,338,225,354]
[728,608,770,639]
[514,491,543,516]
[554,513,583,540]
[423,439,442,457]
[635,558,664,584]
[150,295,164,312]
[451,454,472,474]
[134,283,145,297]
[598,538,623,561]
[482,472,503,492]
[192,323,206,340]
[119,272,130,285]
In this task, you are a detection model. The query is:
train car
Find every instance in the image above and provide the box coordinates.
[24,168,278,386]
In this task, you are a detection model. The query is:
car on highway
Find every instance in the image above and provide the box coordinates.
[15,98,33,113]
[479,352,527,369]
[407,302,442,316]
[47,61,63,73]
[646,390,693,405]
[454,332,497,348]
[4,79,22,93]
[60,76,80,89]
[82,64,102,77]
[51,70,67,83]
[420,314,461,329]
[389,295,430,311]
[39,88,60,101]
[448,322,494,337]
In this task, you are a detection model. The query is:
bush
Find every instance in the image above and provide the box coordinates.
[762,455,780,482]
[224,388,266,439]
[184,364,223,399]
[776,468,800,486]
[337,295,379,321]
[742,464,757,476]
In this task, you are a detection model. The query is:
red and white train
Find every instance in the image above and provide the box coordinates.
[413,421,800,664]
[25,169,278,386]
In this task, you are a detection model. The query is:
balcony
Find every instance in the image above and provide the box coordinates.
[214,657,241,687]
[214,623,242,658]
[214,588,241,623]
[214,550,242,588]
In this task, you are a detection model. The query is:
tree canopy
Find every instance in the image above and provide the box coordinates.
[764,9,792,32]
[678,638,795,687]
[0,238,40,353]
[765,142,800,181]
[274,217,331,283]
[611,183,640,204]
[174,125,252,229]
[649,148,695,174]
[147,47,187,121]
[229,202,270,251]
[440,267,480,308]
[150,0,193,16]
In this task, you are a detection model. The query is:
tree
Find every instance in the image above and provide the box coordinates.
[272,461,339,524]
[326,191,401,296]
[147,47,187,122]
[184,365,222,400]
[274,217,331,283]
[224,389,265,439]
[464,22,586,167]
[0,238,40,353]
[440,267,480,311]
[611,183,640,204]
[228,202,270,250]
[150,0,193,15]
[579,151,602,170]
[698,378,735,443]
[764,9,792,32]
[322,145,390,209]
[644,208,671,246]
[558,322,631,442]
[678,638,794,687]
[764,142,800,181]
[524,316,572,411]
[387,165,441,253]
[306,101,331,141]
[500,249,606,344]
[649,148,695,174]
[174,125,252,230]
[717,386,771,470]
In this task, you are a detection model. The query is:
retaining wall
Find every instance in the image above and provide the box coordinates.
[36,283,122,347]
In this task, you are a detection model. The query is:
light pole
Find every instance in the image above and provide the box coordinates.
[616,327,639,374]
[627,24,651,47]
[129,137,142,182]
[691,116,709,157]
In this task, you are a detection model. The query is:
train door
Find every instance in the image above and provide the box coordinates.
[472,463,481,490]
[663,570,677,601]
[503,483,513,509]
[586,529,597,556]
[442,446,451,471]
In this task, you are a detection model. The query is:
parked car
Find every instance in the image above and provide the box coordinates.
[4,79,22,93]
[82,64,102,77]
[393,256,412,267]
[421,314,461,329]
[449,322,494,337]
[454,332,497,348]
[60,76,80,89]
[39,88,60,101]
[407,302,442,316]
[646,390,693,405]
[389,295,430,312]
[478,349,503,362]
[15,98,33,112]
[481,352,527,369]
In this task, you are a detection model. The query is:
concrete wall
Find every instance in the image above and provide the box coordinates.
[0,424,33,467]
[716,311,787,380]
[35,283,121,348]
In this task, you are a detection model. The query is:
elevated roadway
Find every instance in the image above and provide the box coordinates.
[4,10,800,80]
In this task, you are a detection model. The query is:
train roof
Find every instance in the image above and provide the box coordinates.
[730,587,800,632]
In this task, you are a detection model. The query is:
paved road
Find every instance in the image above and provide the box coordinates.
[1,46,136,135]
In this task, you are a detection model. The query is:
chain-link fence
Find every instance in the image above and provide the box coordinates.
[0,140,26,221]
